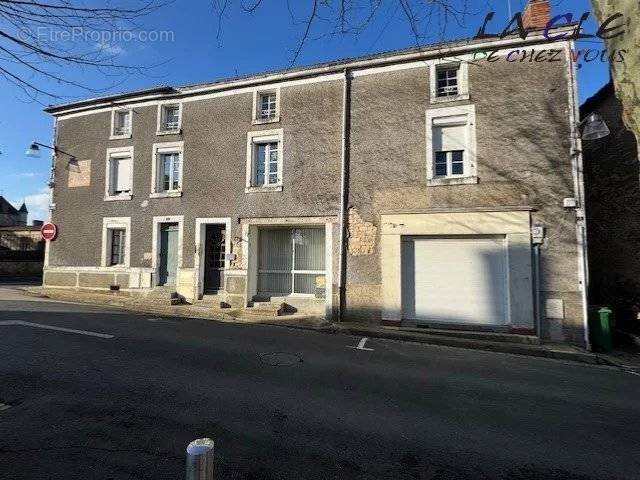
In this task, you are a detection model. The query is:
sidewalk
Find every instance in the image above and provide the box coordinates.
[20,286,629,367]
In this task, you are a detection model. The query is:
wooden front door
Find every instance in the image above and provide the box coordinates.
[204,224,226,293]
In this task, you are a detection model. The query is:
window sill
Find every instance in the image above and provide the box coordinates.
[150,191,183,198]
[109,133,132,140]
[427,176,478,187]
[156,129,182,136]
[252,116,280,126]
[430,93,470,104]
[103,264,129,270]
[104,193,133,201]
[244,185,283,194]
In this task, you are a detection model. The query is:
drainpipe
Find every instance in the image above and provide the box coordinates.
[43,117,58,275]
[337,68,351,322]
[566,42,591,350]
[533,243,541,336]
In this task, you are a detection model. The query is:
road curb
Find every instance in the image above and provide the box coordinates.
[17,286,614,366]
[339,325,611,366]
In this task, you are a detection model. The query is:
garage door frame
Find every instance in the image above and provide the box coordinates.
[380,210,534,331]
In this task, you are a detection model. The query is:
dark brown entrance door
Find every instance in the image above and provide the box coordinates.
[204,224,226,293]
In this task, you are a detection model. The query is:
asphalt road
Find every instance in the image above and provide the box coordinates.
[1,284,639,480]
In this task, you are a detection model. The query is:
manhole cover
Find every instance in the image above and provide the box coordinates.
[260,352,303,366]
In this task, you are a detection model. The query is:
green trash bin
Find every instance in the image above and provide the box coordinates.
[588,307,613,352]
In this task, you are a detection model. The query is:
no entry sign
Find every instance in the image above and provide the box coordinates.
[41,222,58,241]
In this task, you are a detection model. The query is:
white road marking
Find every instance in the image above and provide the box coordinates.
[0,404,11,411]
[348,337,374,352]
[0,320,114,339]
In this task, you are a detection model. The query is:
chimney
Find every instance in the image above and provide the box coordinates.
[522,0,551,30]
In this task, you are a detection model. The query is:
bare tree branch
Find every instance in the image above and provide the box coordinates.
[214,0,489,66]
[0,0,169,101]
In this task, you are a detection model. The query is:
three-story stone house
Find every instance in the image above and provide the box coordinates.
[42,6,590,345]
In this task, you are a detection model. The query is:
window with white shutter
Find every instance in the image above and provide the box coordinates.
[426,105,477,186]
[105,147,134,200]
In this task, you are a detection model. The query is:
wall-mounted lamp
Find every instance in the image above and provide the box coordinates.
[25,141,80,172]
[579,113,611,141]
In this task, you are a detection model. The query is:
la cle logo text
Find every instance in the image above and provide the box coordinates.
[475,11,626,41]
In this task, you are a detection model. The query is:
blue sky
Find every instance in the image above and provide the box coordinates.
[0,0,609,223]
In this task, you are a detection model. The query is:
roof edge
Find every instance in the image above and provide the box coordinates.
[45,24,578,116]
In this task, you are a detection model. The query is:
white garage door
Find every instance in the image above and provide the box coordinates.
[401,236,509,325]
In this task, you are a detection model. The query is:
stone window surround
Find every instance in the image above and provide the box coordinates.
[104,146,134,201]
[429,61,469,104]
[245,128,284,193]
[110,107,133,140]
[425,104,478,186]
[100,217,131,268]
[252,87,280,125]
[240,216,337,319]
[150,141,184,198]
[156,101,183,135]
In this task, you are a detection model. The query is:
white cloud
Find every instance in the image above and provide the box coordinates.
[12,187,50,224]
[15,172,37,178]
[95,41,125,56]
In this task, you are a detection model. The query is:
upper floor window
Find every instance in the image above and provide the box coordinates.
[253,89,280,124]
[255,142,279,186]
[430,62,469,104]
[104,146,134,201]
[436,67,459,97]
[157,103,182,134]
[110,108,132,139]
[160,152,181,191]
[245,129,283,193]
[151,141,184,198]
[426,105,477,186]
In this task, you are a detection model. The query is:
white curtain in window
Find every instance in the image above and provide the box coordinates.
[258,228,325,295]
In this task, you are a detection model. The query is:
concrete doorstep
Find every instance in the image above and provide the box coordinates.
[20,287,616,367]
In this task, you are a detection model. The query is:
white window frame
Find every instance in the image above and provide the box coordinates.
[430,61,469,104]
[426,104,478,186]
[101,217,131,268]
[245,129,283,193]
[104,146,134,201]
[110,108,133,139]
[151,141,184,198]
[252,88,280,125]
[156,102,183,135]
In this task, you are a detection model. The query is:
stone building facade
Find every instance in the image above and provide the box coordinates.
[582,82,640,329]
[42,20,591,345]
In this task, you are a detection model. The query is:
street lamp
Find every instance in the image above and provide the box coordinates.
[580,113,611,141]
[25,141,80,172]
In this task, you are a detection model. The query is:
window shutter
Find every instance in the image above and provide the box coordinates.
[113,157,131,192]
[433,123,466,152]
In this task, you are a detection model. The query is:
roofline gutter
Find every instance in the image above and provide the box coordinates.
[44,25,578,117]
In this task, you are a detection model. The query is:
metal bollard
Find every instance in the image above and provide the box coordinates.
[186,438,215,480]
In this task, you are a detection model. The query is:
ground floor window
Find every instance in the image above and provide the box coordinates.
[109,229,126,266]
[257,227,325,296]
